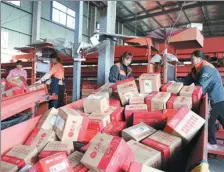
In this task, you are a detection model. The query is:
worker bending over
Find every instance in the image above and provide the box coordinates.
[36,52,65,108]
[109,52,133,83]
[183,50,224,150]
[7,60,27,81]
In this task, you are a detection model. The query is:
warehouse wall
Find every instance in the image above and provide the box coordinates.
[1,1,136,52]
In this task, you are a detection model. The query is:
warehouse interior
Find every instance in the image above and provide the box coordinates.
[1,1,224,172]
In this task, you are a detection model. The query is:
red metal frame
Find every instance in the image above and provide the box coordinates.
[1,86,56,120]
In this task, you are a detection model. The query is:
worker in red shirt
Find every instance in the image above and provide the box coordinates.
[36,52,65,108]
[109,52,133,83]
[7,60,27,81]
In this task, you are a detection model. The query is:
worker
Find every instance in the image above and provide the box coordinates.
[6,60,27,81]
[182,50,224,150]
[36,52,65,108]
[109,52,133,83]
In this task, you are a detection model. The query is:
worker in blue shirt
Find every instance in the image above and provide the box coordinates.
[109,52,133,83]
[183,50,224,150]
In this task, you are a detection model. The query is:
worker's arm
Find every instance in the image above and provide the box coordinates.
[196,67,212,95]
[6,70,13,81]
[36,66,57,83]
[109,65,119,83]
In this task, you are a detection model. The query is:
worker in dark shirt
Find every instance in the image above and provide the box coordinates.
[109,52,133,83]
[182,50,224,150]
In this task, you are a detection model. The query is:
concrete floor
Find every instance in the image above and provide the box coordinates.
[208,157,224,172]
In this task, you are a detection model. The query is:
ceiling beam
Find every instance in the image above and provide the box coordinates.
[117,1,152,33]
[157,2,175,25]
[198,2,213,36]
[177,1,191,24]
[122,1,224,23]
[135,1,163,28]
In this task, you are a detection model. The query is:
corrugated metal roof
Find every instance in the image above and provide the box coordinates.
[114,1,224,37]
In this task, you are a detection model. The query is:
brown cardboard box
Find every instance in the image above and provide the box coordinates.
[122,122,156,141]
[129,94,147,105]
[68,151,88,172]
[36,108,58,130]
[161,82,183,95]
[1,145,38,170]
[127,140,162,169]
[81,133,133,172]
[117,78,139,105]
[164,106,205,143]
[54,107,89,142]
[167,96,192,110]
[146,92,171,111]
[88,113,111,131]
[25,129,57,152]
[179,85,202,110]
[128,162,164,172]
[139,73,161,94]
[125,104,148,124]
[102,121,127,136]
[1,161,18,172]
[39,141,74,159]
[142,130,182,167]
[83,94,110,113]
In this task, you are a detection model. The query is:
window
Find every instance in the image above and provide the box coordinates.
[52,1,75,29]
[8,1,21,6]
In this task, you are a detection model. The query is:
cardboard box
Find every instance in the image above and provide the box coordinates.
[88,113,111,131]
[68,151,88,172]
[122,122,156,141]
[39,141,74,159]
[1,145,38,170]
[133,111,165,129]
[179,85,202,110]
[109,97,121,107]
[102,121,127,136]
[161,82,183,95]
[83,94,110,113]
[73,141,88,153]
[36,108,58,130]
[167,96,192,110]
[30,152,73,172]
[25,128,57,152]
[18,165,32,172]
[125,104,148,124]
[83,130,99,143]
[110,107,124,121]
[80,143,90,153]
[142,130,182,167]
[164,106,205,143]
[162,109,178,122]
[146,92,171,111]
[122,150,135,172]
[81,133,133,172]
[1,161,18,172]
[117,77,139,105]
[129,93,147,105]
[54,107,89,142]
[128,162,164,172]
[127,140,162,169]
[139,73,161,94]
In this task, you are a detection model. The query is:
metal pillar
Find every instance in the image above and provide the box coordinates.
[89,6,97,37]
[97,1,117,86]
[31,1,41,42]
[118,22,124,44]
[72,1,83,101]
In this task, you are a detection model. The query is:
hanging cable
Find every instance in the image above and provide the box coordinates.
[166,1,186,49]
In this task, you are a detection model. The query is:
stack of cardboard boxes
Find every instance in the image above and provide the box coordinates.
[1,74,206,172]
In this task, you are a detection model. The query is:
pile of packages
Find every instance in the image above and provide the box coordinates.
[1,76,45,98]
[1,73,206,172]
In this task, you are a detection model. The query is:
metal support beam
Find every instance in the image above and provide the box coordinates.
[177,2,191,24]
[117,1,152,32]
[97,1,116,86]
[31,1,41,42]
[89,6,97,37]
[118,22,124,44]
[135,1,163,28]
[157,2,175,25]
[200,2,213,36]
[123,1,224,23]
[72,1,83,101]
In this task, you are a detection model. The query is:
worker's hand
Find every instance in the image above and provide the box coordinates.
[35,80,42,84]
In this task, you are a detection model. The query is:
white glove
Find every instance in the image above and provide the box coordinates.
[35,80,42,84]
[40,73,51,82]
